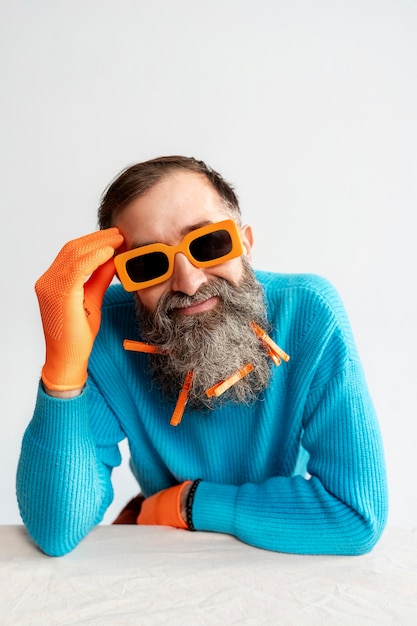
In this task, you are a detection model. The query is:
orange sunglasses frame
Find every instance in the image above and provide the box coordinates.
[114,218,244,291]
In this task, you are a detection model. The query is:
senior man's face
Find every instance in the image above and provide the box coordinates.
[115,170,254,312]
[115,170,272,409]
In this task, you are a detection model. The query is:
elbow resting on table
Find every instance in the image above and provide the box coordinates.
[17,496,103,557]
[24,523,94,558]
[352,515,388,556]
[332,503,389,557]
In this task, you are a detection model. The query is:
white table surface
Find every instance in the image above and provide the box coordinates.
[0,525,416,625]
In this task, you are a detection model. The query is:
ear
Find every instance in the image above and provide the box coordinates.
[240,224,254,261]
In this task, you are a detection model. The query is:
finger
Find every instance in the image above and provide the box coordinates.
[46,230,123,291]
[85,256,117,308]
[75,229,124,283]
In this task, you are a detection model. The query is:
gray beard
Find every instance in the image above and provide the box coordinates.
[134,260,272,411]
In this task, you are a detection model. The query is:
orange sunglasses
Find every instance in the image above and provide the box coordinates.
[114,219,244,291]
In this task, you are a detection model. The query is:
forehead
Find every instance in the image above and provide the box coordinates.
[115,170,230,247]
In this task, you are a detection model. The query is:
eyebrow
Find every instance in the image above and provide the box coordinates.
[129,219,214,250]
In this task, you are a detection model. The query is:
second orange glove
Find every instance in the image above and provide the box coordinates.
[136,482,192,529]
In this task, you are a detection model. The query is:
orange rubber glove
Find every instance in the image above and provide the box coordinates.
[136,482,192,529]
[35,228,124,391]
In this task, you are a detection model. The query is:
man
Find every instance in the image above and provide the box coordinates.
[16,156,388,557]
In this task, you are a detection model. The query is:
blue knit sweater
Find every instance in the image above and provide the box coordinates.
[16,272,388,556]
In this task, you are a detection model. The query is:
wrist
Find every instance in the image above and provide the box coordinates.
[41,381,84,398]
[185,479,202,531]
[42,335,89,392]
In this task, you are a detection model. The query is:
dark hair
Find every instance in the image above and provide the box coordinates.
[98,155,241,230]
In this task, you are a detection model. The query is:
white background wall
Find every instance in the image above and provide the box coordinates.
[1,0,416,528]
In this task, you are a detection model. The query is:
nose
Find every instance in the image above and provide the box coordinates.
[170,252,208,295]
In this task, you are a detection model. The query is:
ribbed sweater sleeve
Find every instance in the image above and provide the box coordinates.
[16,386,121,556]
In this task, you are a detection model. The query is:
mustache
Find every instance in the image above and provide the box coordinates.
[157,279,228,315]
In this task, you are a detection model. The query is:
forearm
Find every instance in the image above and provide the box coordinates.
[16,385,112,556]
[192,472,387,555]
[42,382,84,399]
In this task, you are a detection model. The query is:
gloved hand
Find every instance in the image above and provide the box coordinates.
[136,482,192,529]
[35,228,124,391]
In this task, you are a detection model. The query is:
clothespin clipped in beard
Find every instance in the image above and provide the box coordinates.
[250,321,290,366]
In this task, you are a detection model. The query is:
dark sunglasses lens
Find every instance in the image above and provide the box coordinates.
[126,251,169,283]
[190,229,233,262]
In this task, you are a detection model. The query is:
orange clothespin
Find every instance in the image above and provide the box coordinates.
[251,322,290,366]
[123,340,164,354]
[170,371,194,426]
[205,363,254,398]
